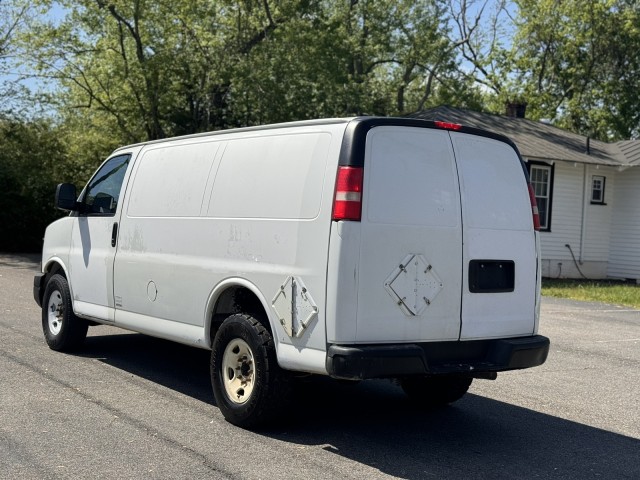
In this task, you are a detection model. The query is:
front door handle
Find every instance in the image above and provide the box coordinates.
[111,222,118,247]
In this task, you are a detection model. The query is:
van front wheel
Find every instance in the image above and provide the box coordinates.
[211,314,287,428]
[400,375,472,407]
[41,274,88,351]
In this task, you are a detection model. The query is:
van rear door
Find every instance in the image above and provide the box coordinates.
[351,123,537,344]
[450,132,537,339]
[354,126,463,343]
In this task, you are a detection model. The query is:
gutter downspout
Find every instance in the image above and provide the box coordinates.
[579,164,588,264]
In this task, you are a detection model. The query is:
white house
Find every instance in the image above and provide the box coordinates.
[410,106,640,281]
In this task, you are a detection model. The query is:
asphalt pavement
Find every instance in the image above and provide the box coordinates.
[0,254,638,479]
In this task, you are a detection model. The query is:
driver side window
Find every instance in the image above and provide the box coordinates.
[82,154,131,216]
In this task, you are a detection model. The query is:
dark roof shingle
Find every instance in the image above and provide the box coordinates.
[408,106,638,167]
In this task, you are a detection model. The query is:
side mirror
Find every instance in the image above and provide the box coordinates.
[55,183,78,211]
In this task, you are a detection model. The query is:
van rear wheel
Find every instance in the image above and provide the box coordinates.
[210,314,288,428]
[41,274,88,351]
[400,375,472,407]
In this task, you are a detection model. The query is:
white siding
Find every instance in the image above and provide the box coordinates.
[542,259,609,279]
[529,161,616,278]
[583,166,615,262]
[537,162,583,260]
[608,166,640,280]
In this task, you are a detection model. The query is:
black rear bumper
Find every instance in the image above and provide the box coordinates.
[326,335,550,380]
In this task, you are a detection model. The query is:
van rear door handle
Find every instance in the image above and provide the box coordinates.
[111,222,118,247]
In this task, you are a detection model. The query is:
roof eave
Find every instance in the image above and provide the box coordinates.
[522,155,623,167]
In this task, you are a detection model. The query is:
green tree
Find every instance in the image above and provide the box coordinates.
[0,1,32,117]
[511,0,640,140]
[20,0,314,141]
[202,0,475,124]
[23,0,217,142]
[18,0,476,139]
[0,117,72,251]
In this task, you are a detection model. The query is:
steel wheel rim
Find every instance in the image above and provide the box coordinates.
[221,338,255,404]
[47,289,64,335]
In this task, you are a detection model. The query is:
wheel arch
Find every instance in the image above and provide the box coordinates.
[204,278,277,350]
[40,258,73,306]
[43,258,69,279]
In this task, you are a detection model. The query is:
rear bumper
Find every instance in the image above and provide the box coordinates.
[326,335,550,380]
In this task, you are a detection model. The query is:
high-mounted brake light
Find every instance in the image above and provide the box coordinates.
[528,183,541,231]
[333,166,363,221]
[434,120,462,131]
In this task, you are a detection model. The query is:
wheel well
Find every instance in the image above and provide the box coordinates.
[209,286,271,345]
[45,262,65,280]
[38,262,68,309]
[39,262,66,306]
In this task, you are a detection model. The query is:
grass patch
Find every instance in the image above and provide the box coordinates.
[542,278,640,309]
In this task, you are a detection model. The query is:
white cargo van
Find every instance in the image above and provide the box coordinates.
[34,117,549,428]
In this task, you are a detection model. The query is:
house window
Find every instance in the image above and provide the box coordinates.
[591,175,606,204]
[528,163,553,231]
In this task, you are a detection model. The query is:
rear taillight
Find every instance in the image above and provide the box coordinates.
[528,183,541,231]
[332,166,363,221]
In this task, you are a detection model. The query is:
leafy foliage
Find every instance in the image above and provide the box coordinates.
[511,0,640,140]
[0,118,73,251]
[18,0,470,141]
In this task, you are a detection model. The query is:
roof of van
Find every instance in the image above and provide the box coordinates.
[113,116,521,159]
[113,118,356,153]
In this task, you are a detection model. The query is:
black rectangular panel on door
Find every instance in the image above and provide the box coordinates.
[469,260,515,293]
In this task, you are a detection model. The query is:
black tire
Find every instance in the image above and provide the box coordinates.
[400,375,472,407]
[41,274,89,351]
[210,314,289,428]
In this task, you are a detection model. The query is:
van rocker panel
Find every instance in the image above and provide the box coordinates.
[326,335,550,380]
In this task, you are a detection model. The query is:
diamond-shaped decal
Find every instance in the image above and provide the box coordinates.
[272,276,318,337]
[384,254,443,316]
